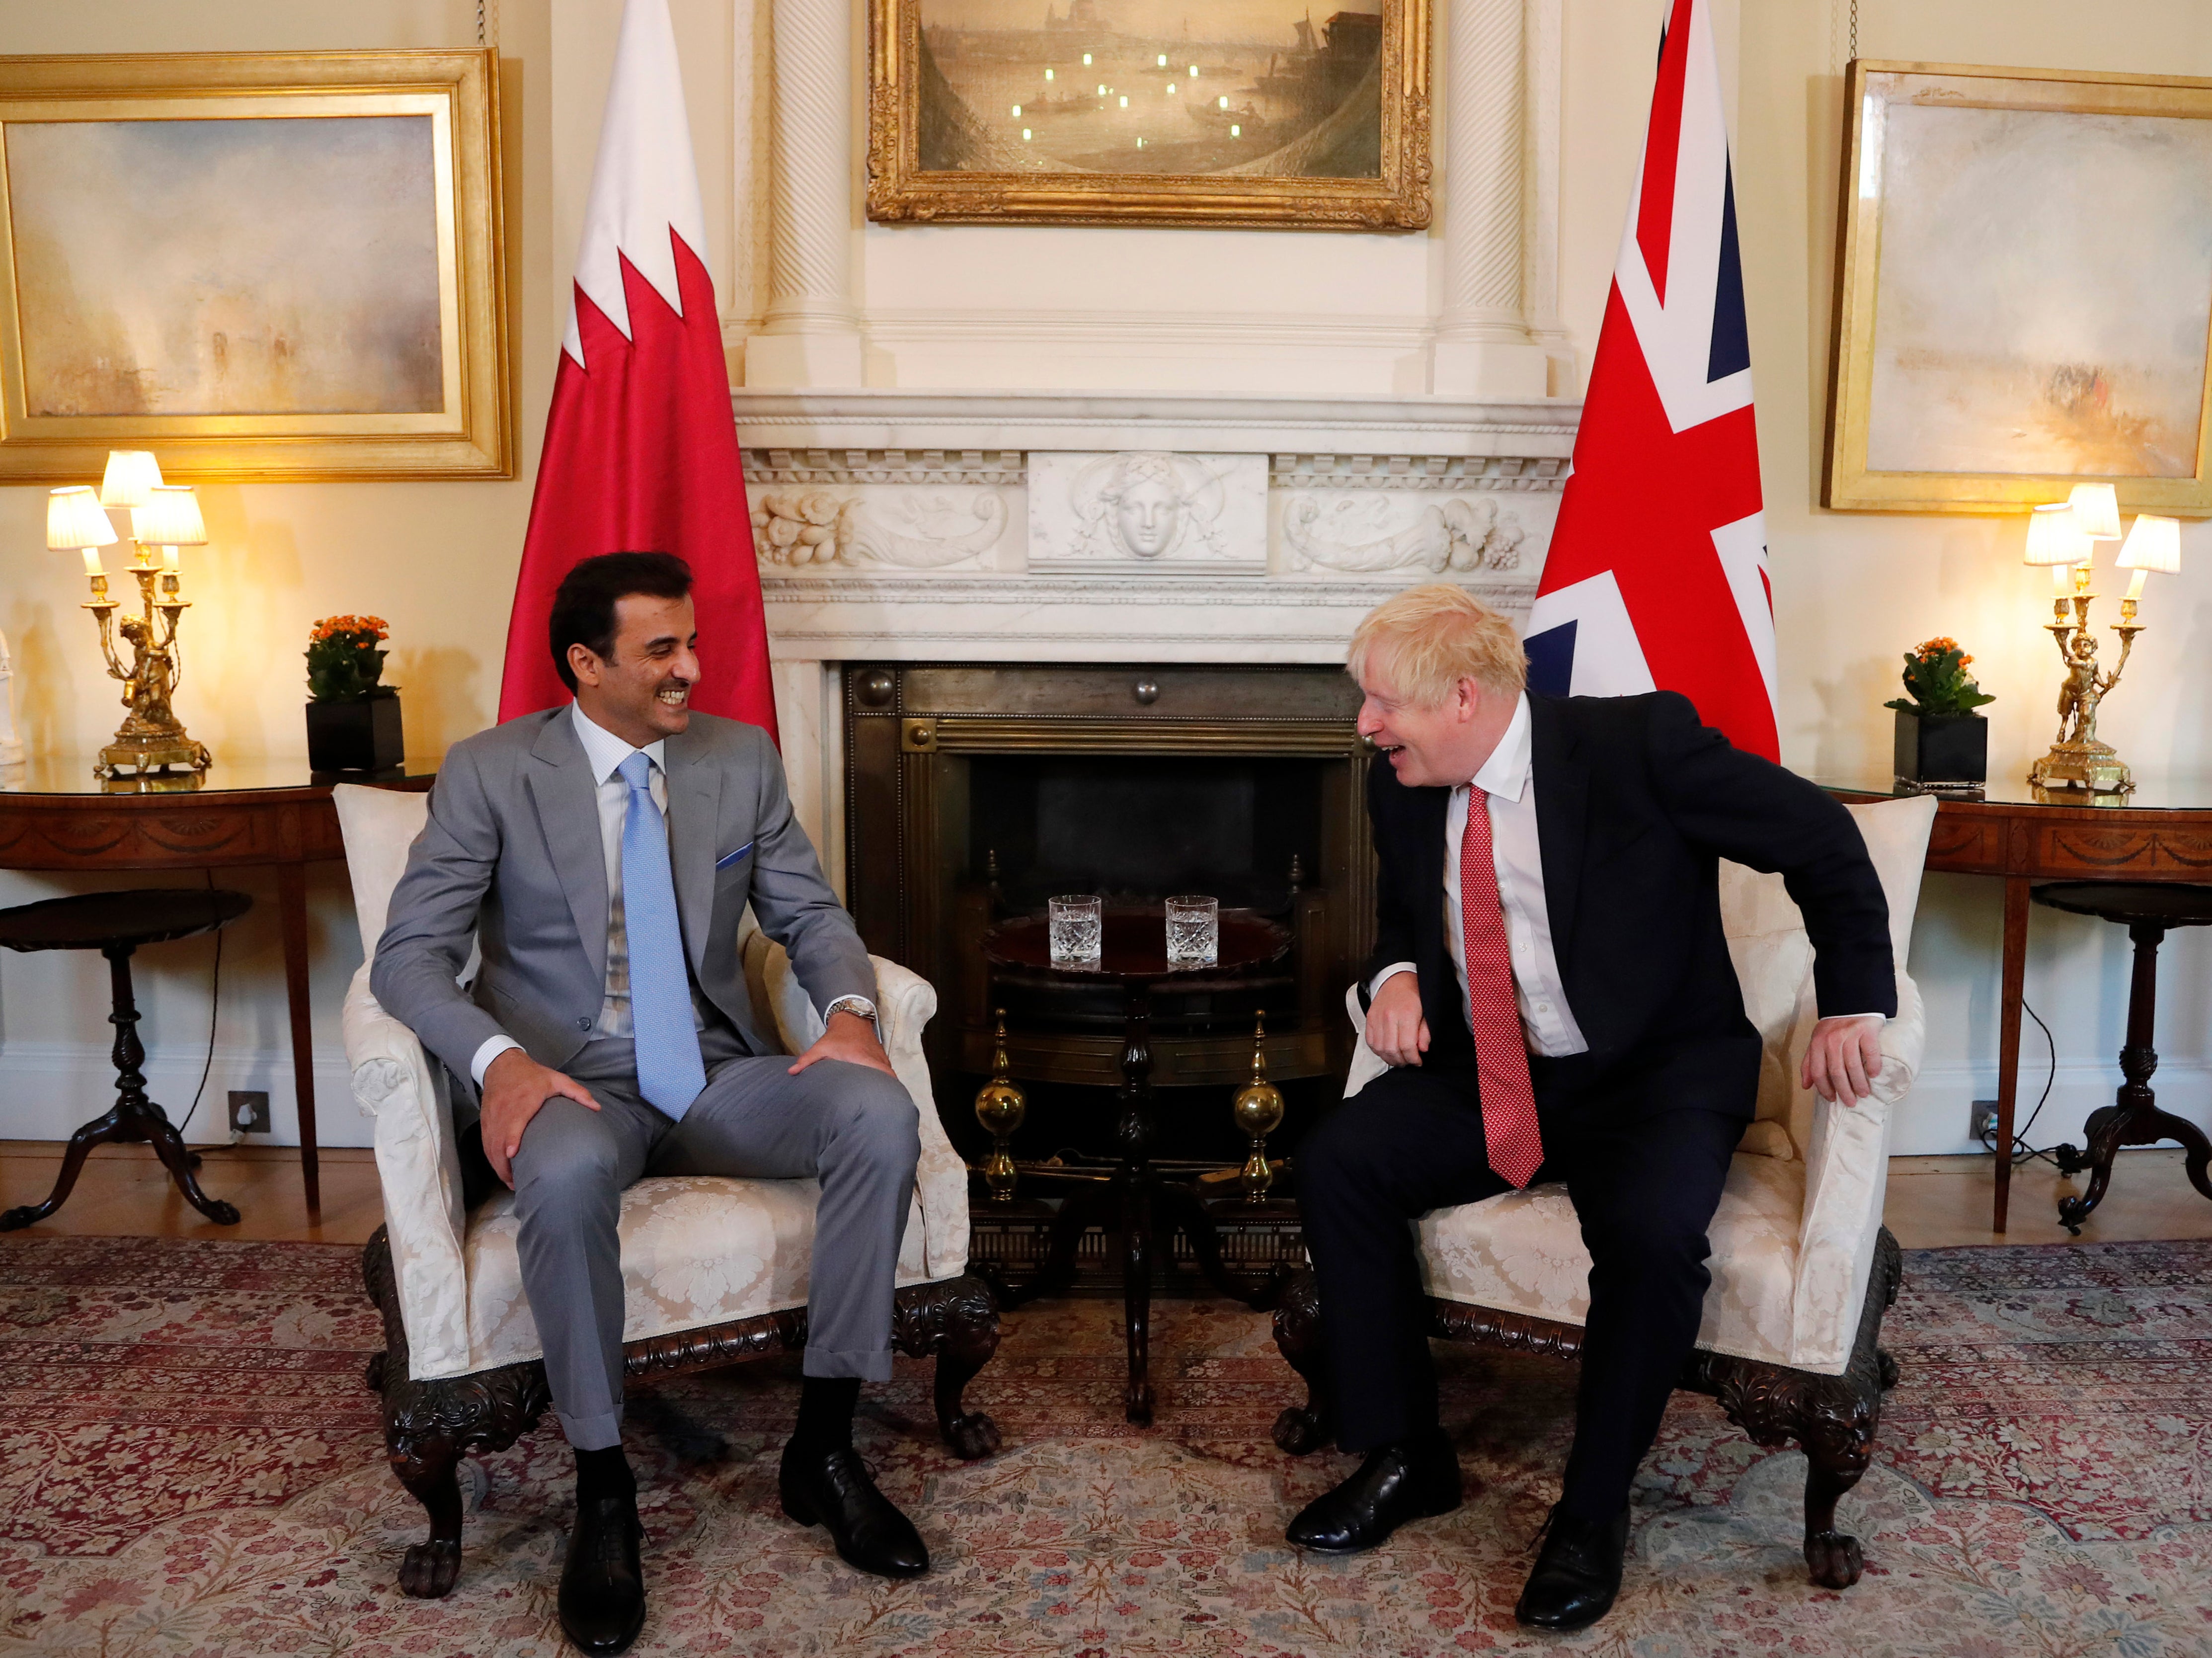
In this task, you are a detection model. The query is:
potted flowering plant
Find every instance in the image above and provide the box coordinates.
[304,614,403,772]
[1885,636,1993,786]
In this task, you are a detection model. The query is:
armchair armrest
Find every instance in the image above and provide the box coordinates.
[1788,966,1925,1370]
[342,960,474,1378]
[750,934,968,1281]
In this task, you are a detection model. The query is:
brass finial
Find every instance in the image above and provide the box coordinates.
[1231,1012,1286,1202]
[972,1008,1027,1202]
[1288,852,1305,894]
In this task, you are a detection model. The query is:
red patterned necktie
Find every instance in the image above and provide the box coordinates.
[1460,787,1544,1188]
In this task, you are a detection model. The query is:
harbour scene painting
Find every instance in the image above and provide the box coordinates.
[914,0,1385,178]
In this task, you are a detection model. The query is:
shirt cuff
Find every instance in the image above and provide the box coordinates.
[1369,962,1417,1000]
[1819,1012,1890,1024]
[825,995,878,1023]
[470,1034,524,1088]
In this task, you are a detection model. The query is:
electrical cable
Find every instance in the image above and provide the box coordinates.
[173,870,223,1140]
[1975,997,2078,1170]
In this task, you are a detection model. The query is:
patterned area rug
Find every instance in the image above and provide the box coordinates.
[1,1235,2209,1656]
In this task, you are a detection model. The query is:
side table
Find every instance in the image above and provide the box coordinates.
[1827,778,2212,1231]
[981,909,1296,1424]
[0,755,437,1214]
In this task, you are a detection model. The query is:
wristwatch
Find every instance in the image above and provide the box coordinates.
[825,995,878,1026]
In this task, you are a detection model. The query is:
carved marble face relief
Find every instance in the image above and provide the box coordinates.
[1113,475,1181,557]
[1063,450,1238,563]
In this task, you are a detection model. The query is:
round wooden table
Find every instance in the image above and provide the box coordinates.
[982,909,1292,1424]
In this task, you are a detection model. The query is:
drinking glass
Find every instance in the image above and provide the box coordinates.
[1048,894,1103,968]
[1166,895,1219,967]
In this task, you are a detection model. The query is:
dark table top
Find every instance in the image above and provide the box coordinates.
[1822,776,2212,813]
[0,755,442,798]
[984,909,1292,985]
[0,887,254,951]
[2035,881,2212,925]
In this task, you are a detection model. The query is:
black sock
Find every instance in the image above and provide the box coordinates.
[575,1443,635,1506]
[790,1376,862,1454]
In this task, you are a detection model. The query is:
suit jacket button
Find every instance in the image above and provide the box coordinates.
[575,1016,592,1030]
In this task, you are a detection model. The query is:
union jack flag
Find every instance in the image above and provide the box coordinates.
[1524,0,1777,760]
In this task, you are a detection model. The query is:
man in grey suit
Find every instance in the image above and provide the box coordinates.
[373,552,929,1656]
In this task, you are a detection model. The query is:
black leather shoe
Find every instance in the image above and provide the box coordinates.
[779,1443,930,1578]
[558,1492,647,1655]
[1515,1503,1631,1631]
[1285,1436,1463,1553]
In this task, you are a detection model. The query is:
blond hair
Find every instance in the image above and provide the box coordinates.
[1345,583,1527,706]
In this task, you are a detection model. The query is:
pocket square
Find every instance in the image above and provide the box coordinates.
[715,841,755,871]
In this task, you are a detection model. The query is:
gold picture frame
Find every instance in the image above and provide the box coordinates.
[866,0,1430,230]
[0,49,510,482]
[1824,60,2212,515]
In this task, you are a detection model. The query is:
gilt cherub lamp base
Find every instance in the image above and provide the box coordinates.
[2030,739,2133,794]
[95,730,212,782]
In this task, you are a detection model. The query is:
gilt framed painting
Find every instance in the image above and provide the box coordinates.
[866,0,1430,229]
[1824,61,2212,515]
[0,49,510,481]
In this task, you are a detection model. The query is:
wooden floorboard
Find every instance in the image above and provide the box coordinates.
[2,1141,2208,1251]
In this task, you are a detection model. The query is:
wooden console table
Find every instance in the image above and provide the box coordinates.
[1828,779,2212,1232]
[0,756,437,1214]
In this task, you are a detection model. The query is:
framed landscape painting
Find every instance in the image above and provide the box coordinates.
[1824,60,2212,514]
[0,50,509,481]
[867,0,1430,229]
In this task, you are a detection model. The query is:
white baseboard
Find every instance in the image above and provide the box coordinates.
[1890,1059,2211,1157]
[0,1041,371,1149]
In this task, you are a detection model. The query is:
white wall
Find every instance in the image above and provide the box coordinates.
[3,0,2208,1168]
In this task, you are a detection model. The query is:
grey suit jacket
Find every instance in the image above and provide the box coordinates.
[370,708,876,1100]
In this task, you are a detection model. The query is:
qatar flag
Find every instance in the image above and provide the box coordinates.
[498,0,777,740]
[1523,0,1776,760]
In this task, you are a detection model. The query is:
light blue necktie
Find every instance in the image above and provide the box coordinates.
[618,751,705,1119]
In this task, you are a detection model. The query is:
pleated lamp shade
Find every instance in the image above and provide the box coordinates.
[2118,513,2182,575]
[97,449,164,509]
[2066,483,2123,541]
[46,486,117,551]
[130,485,207,548]
[2022,503,2092,567]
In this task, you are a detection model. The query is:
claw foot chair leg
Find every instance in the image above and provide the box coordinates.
[1802,1429,1872,1589]
[894,1273,1005,1459]
[363,1227,552,1598]
[1269,1266,1333,1454]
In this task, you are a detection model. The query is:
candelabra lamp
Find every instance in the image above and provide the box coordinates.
[46,451,212,782]
[2020,488,2182,795]
[972,1009,1027,1202]
[1231,1012,1286,1202]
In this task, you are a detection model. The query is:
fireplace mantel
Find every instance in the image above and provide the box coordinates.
[733,386,1581,885]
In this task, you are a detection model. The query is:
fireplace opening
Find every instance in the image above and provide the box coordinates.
[968,753,1323,913]
[843,661,1372,1234]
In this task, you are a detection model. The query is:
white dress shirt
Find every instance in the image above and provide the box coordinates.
[468,702,872,1086]
[1372,693,1588,1057]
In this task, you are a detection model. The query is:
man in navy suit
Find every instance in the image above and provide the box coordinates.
[1289,584,1894,1630]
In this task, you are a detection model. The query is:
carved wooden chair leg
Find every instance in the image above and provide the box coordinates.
[389,1427,468,1599]
[894,1274,1005,1459]
[1269,1265,1332,1454]
[1801,1414,1874,1589]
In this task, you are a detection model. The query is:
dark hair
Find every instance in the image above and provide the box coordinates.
[548,552,694,692]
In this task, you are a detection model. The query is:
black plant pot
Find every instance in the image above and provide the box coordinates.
[307,692,404,773]
[1893,708,1987,786]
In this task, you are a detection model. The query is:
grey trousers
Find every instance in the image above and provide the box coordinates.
[506,1029,922,1451]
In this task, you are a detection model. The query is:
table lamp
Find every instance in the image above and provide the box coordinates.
[2022,498,2182,794]
[49,456,212,782]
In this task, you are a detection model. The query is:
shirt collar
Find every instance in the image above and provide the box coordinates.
[1468,691,1532,804]
[569,700,666,785]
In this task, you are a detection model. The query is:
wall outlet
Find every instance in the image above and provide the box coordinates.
[230,1090,271,1135]
[1970,1100,2000,1143]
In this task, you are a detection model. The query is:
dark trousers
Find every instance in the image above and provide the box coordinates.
[1296,1037,1754,1521]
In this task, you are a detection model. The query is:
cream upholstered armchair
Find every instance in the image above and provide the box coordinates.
[331,784,1000,1599]
[1271,794,1937,1591]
